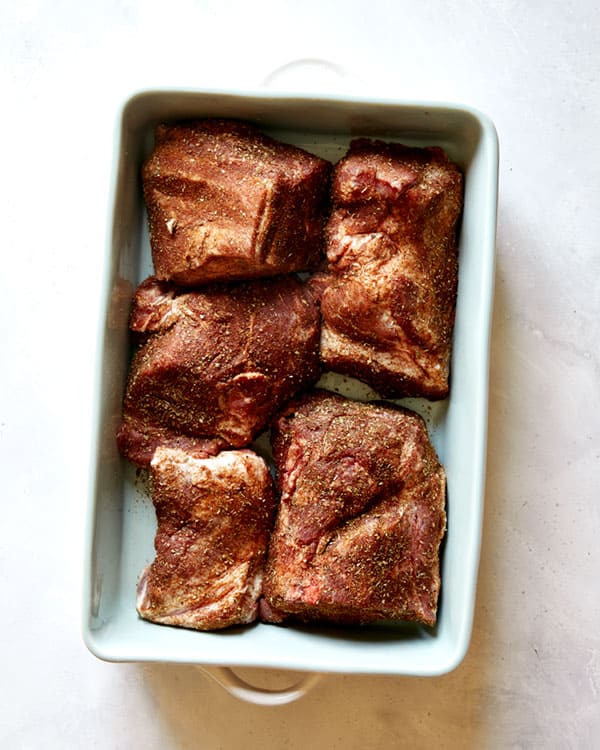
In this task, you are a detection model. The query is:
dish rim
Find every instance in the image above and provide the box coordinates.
[82,87,499,677]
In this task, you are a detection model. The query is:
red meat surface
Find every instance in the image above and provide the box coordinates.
[137,446,275,630]
[117,275,321,466]
[143,119,331,285]
[261,390,446,627]
[312,138,463,399]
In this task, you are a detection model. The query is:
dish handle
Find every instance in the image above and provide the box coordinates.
[199,665,320,706]
[261,57,354,94]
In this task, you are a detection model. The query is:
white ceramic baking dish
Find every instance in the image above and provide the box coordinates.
[83,89,498,704]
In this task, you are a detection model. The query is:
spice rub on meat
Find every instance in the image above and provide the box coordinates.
[137,446,275,630]
[261,390,446,627]
[143,119,331,285]
[311,138,463,399]
[116,275,321,467]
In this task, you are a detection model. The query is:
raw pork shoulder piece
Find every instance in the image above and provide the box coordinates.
[142,119,331,285]
[312,138,463,399]
[261,390,446,627]
[137,446,275,630]
[117,275,321,466]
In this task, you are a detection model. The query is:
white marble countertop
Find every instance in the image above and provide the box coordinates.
[2,1,599,747]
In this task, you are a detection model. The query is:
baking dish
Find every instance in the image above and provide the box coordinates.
[83,88,498,704]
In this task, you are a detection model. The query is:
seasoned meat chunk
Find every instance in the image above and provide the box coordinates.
[117,275,321,466]
[142,119,331,285]
[137,446,275,630]
[261,390,446,627]
[312,138,463,399]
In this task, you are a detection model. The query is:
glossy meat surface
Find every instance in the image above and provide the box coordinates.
[137,447,275,630]
[313,138,463,399]
[117,275,321,466]
[143,119,331,285]
[261,390,446,626]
